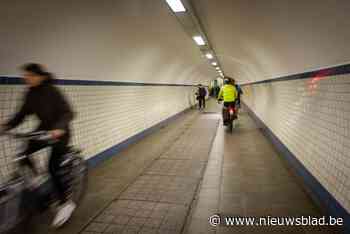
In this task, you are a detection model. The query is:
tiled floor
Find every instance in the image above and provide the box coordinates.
[80,112,220,234]
[12,100,343,234]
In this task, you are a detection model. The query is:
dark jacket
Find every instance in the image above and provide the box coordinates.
[5,80,74,132]
[198,87,207,97]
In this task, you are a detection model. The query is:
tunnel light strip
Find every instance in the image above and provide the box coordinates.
[164,0,223,79]
[166,0,186,12]
[193,36,206,46]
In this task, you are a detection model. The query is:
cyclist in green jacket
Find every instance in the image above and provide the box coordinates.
[218,78,238,124]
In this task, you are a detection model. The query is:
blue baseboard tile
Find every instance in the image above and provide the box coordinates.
[243,103,350,234]
[0,77,25,85]
[87,107,191,168]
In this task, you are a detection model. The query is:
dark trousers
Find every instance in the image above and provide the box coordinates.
[22,135,70,204]
[236,95,241,108]
[198,97,206,109]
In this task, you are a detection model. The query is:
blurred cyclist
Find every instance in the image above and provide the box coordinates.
[1,63,76,227]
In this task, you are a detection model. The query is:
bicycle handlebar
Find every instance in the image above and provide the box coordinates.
[3,131,55,142]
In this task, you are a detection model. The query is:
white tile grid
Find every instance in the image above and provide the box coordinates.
[0,85,196,185]
[243,74,350,213]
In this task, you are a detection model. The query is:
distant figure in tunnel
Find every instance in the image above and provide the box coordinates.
[215,86,220,98]
[196,84,207,110]
[1,63,76,228]
[234,82,243,109]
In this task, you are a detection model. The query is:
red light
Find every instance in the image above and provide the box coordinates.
[307,72,327,95]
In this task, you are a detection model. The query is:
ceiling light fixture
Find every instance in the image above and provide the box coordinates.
[165,0,186,12]
[206,53,213,59]
[193,36,206,46]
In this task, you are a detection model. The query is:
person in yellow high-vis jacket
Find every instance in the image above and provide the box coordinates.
[218,78,238,124]
[218,79,237,103]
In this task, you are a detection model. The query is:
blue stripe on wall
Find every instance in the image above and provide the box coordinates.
[241,63,350,86]
[243,103,350,234]
[0,76,196,87]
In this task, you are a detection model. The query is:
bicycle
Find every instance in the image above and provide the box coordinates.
[0,131,88,233]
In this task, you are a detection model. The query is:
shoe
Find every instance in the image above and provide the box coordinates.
[52,200,76,228]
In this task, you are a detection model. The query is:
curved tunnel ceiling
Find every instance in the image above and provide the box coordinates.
[192,0,350,84]
[0,0,217,84]
[2,0,349,85]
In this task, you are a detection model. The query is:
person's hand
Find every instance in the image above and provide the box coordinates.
[49,129,65,139]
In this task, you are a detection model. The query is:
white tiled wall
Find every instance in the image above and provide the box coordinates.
[242,74,350,213]
[0,84,197,185]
